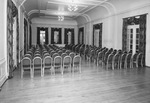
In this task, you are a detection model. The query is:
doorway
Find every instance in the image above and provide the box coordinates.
[127,25,140,54]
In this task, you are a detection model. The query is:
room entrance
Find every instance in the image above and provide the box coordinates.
[127,25,140,54]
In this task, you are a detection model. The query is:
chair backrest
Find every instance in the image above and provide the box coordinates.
[107,54,114,63]
[90,50,95,57]
[43,53,50,58]
[65,50,71,55]
[63,56,72,66]
[33,57,42,69]
[137,53,143,67]
[34,53,41,58]
[54,56,62,67]
[132,53,138,62]
[43,56,53,67]
[61,53,67,60]
[58,51,63,56]
[126,53,132,63]
[73,55,81,66]
[113,53,120,63]
[50,51,56,56]
[24,54,32,59]
[98,51,103,60]
[120,53,127,62]
[22,57,31,69]
[52,53,59,60]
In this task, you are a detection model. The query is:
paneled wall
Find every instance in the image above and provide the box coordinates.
[0,0,7,87]
[0,59,7,87]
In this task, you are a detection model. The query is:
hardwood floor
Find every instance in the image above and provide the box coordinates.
[0,61,150,103]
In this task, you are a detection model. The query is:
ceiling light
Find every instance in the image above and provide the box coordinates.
[67,0,78,11]
[58,15,64,21]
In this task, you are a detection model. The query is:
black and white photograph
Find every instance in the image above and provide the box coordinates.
[0,0,150,103]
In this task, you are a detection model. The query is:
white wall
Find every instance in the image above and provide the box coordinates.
[76,0,150,66]
[0,0,8,87]
[31,18,78,45]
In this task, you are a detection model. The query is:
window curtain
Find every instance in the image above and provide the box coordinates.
[29,25,32,48]
[64,28,68,44]
[64,28,75,44]
[16,10,19,68]
[7,0,18,78]
[51,28,62,44]
[71,29,74,44]
[139,14,146,66]
[45,28,49,44]
[37,27,40,45]
[58,28,62,44]
[51,28,54,44]
[24,19,28,54]
[122,18,128,51]
[93,23,102,48]
[78,27,84,44]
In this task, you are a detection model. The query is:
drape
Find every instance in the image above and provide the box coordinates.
[78,27,84,44]
[139,14,146,66]
[29,25,32,48]
[122,18,128,51]
[37,27,40,44]
[51,28,62,44]
[45,28,49,44]
[71,29,74,44]
[24,19,28,54]
[64,28,74,44]
[93,23,102,48]
[7,0,18,78]
[64,28,68,44]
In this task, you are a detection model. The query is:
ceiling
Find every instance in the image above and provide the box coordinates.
[19,0,109,20]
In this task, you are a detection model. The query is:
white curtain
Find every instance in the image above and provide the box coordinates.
[54,31,59,43]
[67,31,71,44]
[94,29,100,47]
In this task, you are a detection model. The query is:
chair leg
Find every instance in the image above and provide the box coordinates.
[61,66,63,75]
[21,69,23,78]
[79,65,81,73]
[42,67,44,77]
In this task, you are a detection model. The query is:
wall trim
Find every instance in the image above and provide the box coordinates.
[78,3,150,26]
[0,75,7,89]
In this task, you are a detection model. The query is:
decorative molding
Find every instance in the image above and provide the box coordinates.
[78,2,150,26]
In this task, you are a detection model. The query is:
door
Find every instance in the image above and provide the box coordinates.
[127,25,140,54]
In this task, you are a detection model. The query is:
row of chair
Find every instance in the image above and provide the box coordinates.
[21,45,81,78]
[66,44,144,70]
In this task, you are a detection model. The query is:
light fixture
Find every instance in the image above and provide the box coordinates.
[58,15,64,21]
[67,0,78,11]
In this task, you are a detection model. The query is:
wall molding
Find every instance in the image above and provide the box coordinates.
[78,3,150,26]
[0,59,7,89]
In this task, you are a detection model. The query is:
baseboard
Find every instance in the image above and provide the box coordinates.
[0,75,8,90]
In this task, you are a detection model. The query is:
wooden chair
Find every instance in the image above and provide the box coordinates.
[21,57,33,78]
[43,56,53,76]
[62,56,72,74]
[137,53,143,67]
[72,55,81,73]
[113,53,120,69]
[33,56,43,77]
[131,53,139,68]
[120,53,127,69]
[125,53,132,69]
[106,54,114,70]
[53,56,62,75]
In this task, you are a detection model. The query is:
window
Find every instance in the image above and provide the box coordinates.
[40,30,45,45]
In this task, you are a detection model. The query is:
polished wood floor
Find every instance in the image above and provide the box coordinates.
[0,61,150,103]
